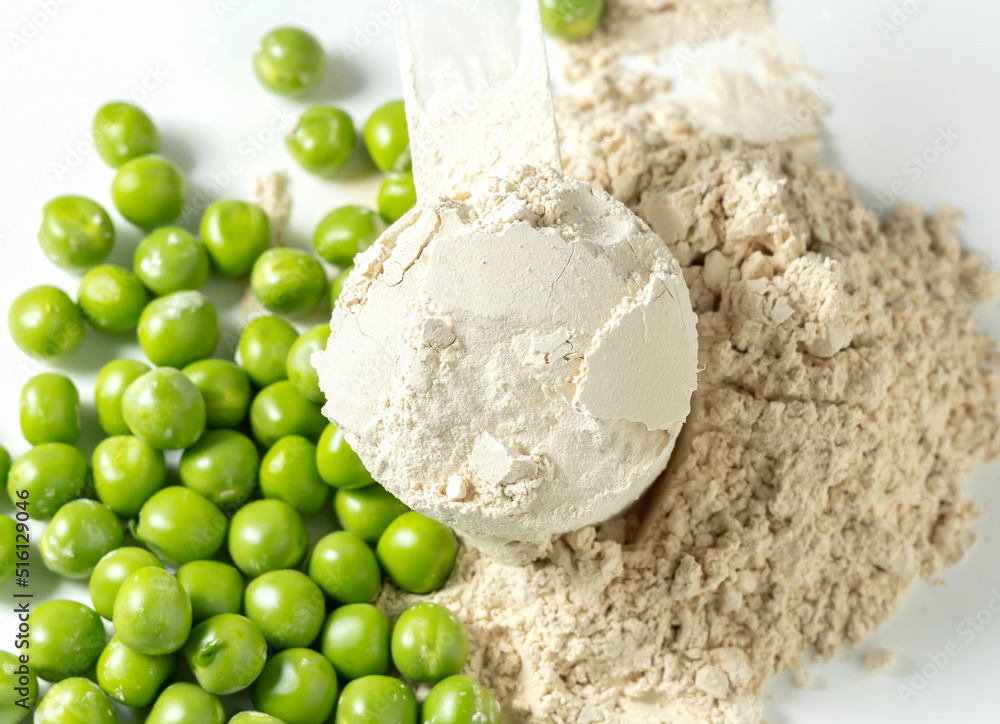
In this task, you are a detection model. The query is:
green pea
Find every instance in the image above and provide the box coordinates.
[19,372,80,445]
[138,290,220,368]
[28,599,106,681]
[93,101,161,167]
[89,547,164,621]
[200,199,272,278]
[251,248,327,316]
[364,100,411,173]
[422,675,502,724]
[40,499,123,579]
[229,499,309,577]
[0,517,17,586]
[287,107,356,177]
[113,566,192,655]
[8,285,85,361]
[148,683,226,724]
[378,172,417,224]
[308,531,381,604]
[286,324,329,404]
[6,443,88,520]
[321,603,390,681]
[377,512,458,594]
[239,315,299,388]
[336,675,417,724]
[96,636,176,708]
[93,435,167,517]
[78,264,148,332]
[35,678,116,724]
[135,486,227,565]
[0,649,37,724]
[334,484,408,545]
[254,27,326,96]
[245,569,326,650]
[95,359,150,436]
[391,603,468,684]
[252,649,338,724]
[176,560,245,623]
[0,446,9,487]
[314,205,383,266]
[185,613,268,695]
[111,154,187,228]
[179,429,259,507]
[539,0,604,41]
[330,265,352,307]
[122,367,207,449]
[134,226,211,296]
[184,359,252,428]
[230,714,286,724]
[250,381,326,448]
[317,423,373,489]
[261,435,328,514]
[37,195,115,271]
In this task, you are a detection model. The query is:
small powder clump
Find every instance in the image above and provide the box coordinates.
[792,670,813,689]
[864,649,898,673]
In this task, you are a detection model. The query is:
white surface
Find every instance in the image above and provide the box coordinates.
[0,1,998,722]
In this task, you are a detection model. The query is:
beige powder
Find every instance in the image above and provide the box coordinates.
[864,649,898,673]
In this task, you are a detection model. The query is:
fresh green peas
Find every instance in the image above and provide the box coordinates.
[252,648,338,724]
[321,604,390,681]
[184,359,252,428]
[19,372,80,445]
[0,446,9,486]
[37,195,115,271]
[111,154,187,228]
[135,486,227,565]
[336,675,417,724]
[135,226,211,296]
[317,423,374,489]
[364,100,410,173]
[179,429,259,507]
[93,435,167,517]
[250,248,327,316]
[239,315,299,388]
[314,205,383,266]
[6,443,88,519]
[391,603,468,684]
[377,512,458,594]
[28,599,106,682]
[330,265,352,306]
[228,499,309,577]
[138,290,220,368]
[421,675,502,724]
[97,637,176,708]
[0,517,17,586]
[113,567,192,655]
[8,285,85,361]
[287,107,356,177]
[230,714,286,724]
[89,547,164,621]
[0,649,37,724]
[308,531,381,604]
[250,381,326,447]
[254,27,326,96]
[148,683,227,724]
[122,367,207,449]
[245,569,326,650]
[176,560,245,623]
[35,678,117,724]
[185,614,268,695]
[78,264,148,332]
[261,435,328,514]
[334,484,409,545]
[539,0,604,41]
[96,358,150,436]
[40,499,123,579]
[93,101,161,167]
[378,172,417,224]
[286,324,329,403]
[200,199,272,278]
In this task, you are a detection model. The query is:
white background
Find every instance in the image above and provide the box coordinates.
[0,1,998,722]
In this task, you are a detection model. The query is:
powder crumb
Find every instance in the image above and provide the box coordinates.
[792,670,813,689]
[252,171,291,246]
[864,649,898,673]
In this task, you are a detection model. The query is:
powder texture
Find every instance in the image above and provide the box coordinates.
[864,649,898,673]
[792,670,812,689]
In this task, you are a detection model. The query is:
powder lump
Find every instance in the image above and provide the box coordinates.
[864,649,898,673]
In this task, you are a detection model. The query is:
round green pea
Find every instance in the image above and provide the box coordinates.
[122,367,206,449]
[93,435,167,517]
[176,560,245,623]
[28,599,106,681]
[230,714,286,724]
[314,205,383,266]
[251,248,327,316]
[184,359,252,428]
[287,107,355,177]
[261,435,328,514]
[185,614,268,695]
[252,649,338,724]
[35,678,116,724]
[135,486,227,565]
[250,381,326,448]
[40,499,123,579]
[308,531,381,604]
[391,603,468,684]
[179,429,259,507]
[111,154,186,228]
[378,173,417,225]
[148,683,226,724]
[0,446,9,486]
[286,324,329,404]
[0,649,37,724]
[95,358,150,436]
[334,484,408,545]
[245,569,326,650]
[78,264,148,332]
[37,195,115,271]
[254,27,326,96]
[364,100,410,173]
[6,443,88,519]
[539,0,604,41]
[239,315,299,388]
[93,101,161,167]
[200,199,271,278]
[135,226,211,296]
[0,517,17,586]
[228,499,309,577]
[377,512,458,594]
[113,566,192,655]
[422,675,502,724]
[321,604,390,681]
[317,423,373,489]
[138,290,220,368]
[19,372,79,445]
[8,285,85,361]
[336,675,417,724]
[330,265,352,307]
[89,547,164,621]
[97,636,176,708]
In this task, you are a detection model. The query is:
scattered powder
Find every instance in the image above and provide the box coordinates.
[241,171,293,321]
[792,670,813,690]
[864,649,898,673]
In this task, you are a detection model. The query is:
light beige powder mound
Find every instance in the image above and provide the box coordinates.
[864,648,898,673]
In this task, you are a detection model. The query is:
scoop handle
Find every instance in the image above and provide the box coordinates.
[395,0,562,201]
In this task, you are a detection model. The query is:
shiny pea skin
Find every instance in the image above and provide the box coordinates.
[184,359,252,428]
[250,381,326,448]
[138,290,220,368]
[286,324,329,403]
[121,367,207,449]
[179,429,259,507]
[8,285,85,361]
[0,446,9,486]
[333,484,408,544]
[287,107,355,177]
[95,359,150,436]
[135,226,211,296]
[321,604,390,681]
[376,512,458,594]
[6,443,88,519]
[253,27,326,96]
[314,205,383,266]
[244,569,326,650]
[261,435,328,514]
[97,636,176,708]
[111,154,187,228]
[78,264,148,332]
[90,547,165,620]
[29,599,106,681]
[135,486,227,565]
[363,100,410,173]
[251,247,327,316]
[0,517,17,586]
[390,602,468,684]
[200,199,272,278]
[185,613,268,695]
[228,499,309,577]
[335,676,417,724]
[19,372,80,445]
[230,713,286,724]
[113,566,192,655]
[422,675,502,724]
[378,172,417,224]
[252,648,338,724]
[37,195,115,270]
[92,435,167,517]
[35,677,116,724]
[308,531,381,604]
[317,423,373,489]
[176,560,245,623]
[329,265,352,307]
[40,499,123,579]
[539,0,604,41]
[93,101,161,167]
[148,683,226,724]
[239,315,299,388]
[0,649,38,724]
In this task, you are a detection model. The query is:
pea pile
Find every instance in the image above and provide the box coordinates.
[0,24,503,724]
